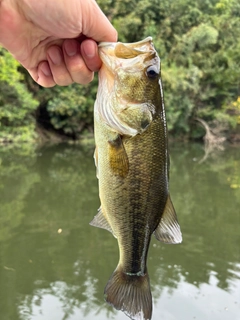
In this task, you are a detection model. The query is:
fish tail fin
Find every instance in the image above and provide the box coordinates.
[104,266,152,320]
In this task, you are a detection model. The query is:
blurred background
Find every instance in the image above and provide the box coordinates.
[0,1,240,320]
[0,143,239,320]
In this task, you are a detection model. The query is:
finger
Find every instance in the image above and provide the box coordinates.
[83,0,118,43]
[47,46,73,86]
[29,62,56,87]
[63,39,94,85]
[81,39,102,72]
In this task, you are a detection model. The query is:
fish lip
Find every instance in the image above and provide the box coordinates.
[98,36,153,49]
[98,42,116,49]
[98,49,113,72]
[98,36,158,84]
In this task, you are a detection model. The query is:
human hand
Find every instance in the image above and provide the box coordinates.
[0,0,117,87]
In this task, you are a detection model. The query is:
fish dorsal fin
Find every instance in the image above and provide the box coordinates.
[90,207,116,237]
[108,135,129,178]
[154,195,182,244]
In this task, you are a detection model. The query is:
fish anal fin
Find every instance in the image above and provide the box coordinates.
[154,195,182,244]
[108,135,129,177]
[90,207,116,237]
[104,266,152,320]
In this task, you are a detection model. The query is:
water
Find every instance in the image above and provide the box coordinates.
[0,143,239,320]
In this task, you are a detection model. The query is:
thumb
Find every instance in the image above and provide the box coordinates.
[82,0,117,43]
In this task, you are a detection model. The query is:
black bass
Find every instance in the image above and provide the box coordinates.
[90,37,182,320]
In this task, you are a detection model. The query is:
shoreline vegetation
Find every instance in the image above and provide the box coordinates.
[0,0,240,145]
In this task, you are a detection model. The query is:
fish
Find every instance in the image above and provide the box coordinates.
[90,37,182,320]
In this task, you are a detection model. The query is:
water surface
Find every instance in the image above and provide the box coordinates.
[0,143,239,320]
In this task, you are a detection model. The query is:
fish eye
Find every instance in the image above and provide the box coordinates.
[146,66,159,80]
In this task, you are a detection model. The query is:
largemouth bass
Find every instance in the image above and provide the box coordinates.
[90,37,182,320]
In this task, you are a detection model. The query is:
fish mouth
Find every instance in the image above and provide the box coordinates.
[98,37,155,72]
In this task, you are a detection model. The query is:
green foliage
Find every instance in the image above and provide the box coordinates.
[0,48,38,142]
[164,0,240,135]
[45,80,97,138]
[106,0,240,136]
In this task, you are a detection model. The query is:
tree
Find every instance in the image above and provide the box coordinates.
[0,48,38,142]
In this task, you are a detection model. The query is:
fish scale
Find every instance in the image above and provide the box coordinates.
[90,37,182,320]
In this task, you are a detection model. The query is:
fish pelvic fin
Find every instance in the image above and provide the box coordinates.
[89,207,116,237]
[104,266,152,320]
[154,195,182,244]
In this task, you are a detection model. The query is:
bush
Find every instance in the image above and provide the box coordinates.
[0,48,38,142]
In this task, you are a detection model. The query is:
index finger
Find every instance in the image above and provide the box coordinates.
[82,0,118,43]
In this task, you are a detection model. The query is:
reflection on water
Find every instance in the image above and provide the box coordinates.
[0,143,239,320]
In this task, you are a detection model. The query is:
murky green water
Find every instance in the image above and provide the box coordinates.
[0,143,239,320]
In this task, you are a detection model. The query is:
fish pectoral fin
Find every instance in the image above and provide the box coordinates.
[120,102,154,134]
[108,135,129,177]
[93,147,99,179]
[90,207,116,237]
[154,195,182,244]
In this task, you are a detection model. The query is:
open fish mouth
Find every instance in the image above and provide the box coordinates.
[98,36,154,58]
[98,37,157,76]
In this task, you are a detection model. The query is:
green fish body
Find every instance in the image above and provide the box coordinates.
[91,37,182,320]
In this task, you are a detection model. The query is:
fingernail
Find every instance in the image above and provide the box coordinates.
[48,47,62,65]
[64,40,78,57]
[82,41,96,58]
[41,62,52,77]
